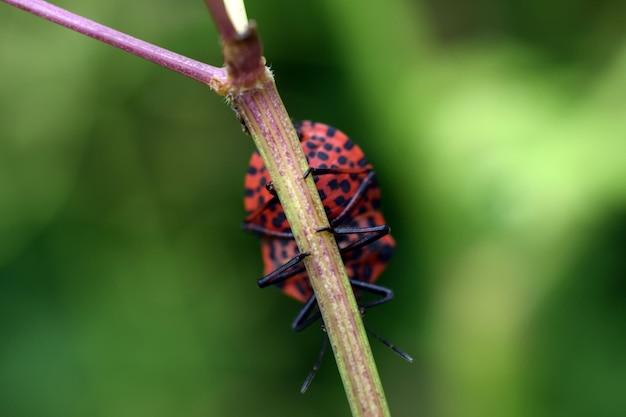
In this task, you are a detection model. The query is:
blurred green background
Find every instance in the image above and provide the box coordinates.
[1,0,626,416]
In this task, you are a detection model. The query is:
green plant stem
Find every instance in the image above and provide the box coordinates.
[204,1,392,414]
[232,71,391,417]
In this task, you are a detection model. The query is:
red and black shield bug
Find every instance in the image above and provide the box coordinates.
[243,121,412,391]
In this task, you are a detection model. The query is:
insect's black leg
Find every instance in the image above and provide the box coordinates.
[349,279,394,309]
[257,252,310,288]
[363,321,413,363]
[318,224,390,254]
[322,224,389,235]
[344,280,413,362]
[241,222,295,239]
[303,166,371,179]
[301,334,329,393]
[292,294,322,332]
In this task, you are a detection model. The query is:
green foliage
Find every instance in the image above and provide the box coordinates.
[1,0,625,416]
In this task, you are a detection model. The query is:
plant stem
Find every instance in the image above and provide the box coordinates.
[1,0,228,93]
[235,71,391,417]
[206,1,392,415]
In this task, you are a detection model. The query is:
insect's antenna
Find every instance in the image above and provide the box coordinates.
[300,333,329,393]
[363,321,414,363]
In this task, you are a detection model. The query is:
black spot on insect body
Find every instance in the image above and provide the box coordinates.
[338,156,348,165]
[306,141,317,150]
[268,240,277,258]
[350,248,363,263]
[245,188,254,197]
[335,147,341,153]
[260,177,267,186]
[327,126,337,137]
[257,195,265,207]
[260,166,266,173]
[318,163,328,169]
[334,195,347,207]
[308,151,316,158]
[345,262,358,280]
[277,239,291,248]
[295,124,304,140]
[311,135,324,142]
[370,198,381,210]
[318,189,327,200]
[327,179,339,190]
[324,205,332,215]
[248,166,258,175]
[316,151,329,161]
[362,263,373,282]
[272,212,287,229]
[344,140,355,150]
[294,280,310,299]
[378,244,394,262]
[358,157,368,167]
[323,143,333,151]
[339,180,351,193]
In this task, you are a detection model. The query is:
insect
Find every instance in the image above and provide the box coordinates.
[243,121,411,391]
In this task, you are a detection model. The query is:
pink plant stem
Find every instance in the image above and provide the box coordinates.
[2,0,228,92]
